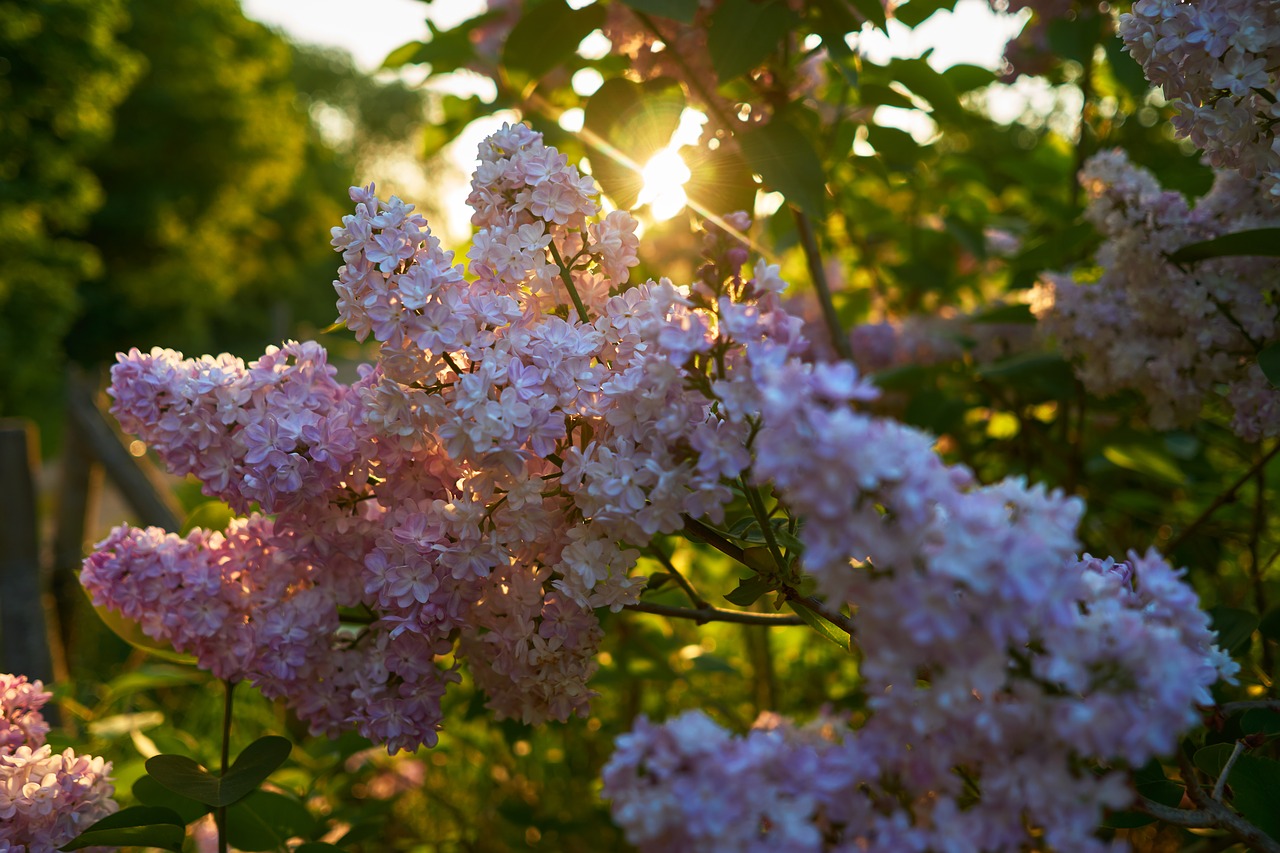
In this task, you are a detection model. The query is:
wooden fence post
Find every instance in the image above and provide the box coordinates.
[0,419,56,688]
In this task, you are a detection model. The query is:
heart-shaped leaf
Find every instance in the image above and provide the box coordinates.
[145,736,291,808]
[60,806,185,851]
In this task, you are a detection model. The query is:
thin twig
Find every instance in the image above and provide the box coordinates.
[1213,740,1247,802]
[1175,749,1280,853]
[1166,442,1280,553]
[794,209,852,360]
[647,547,707,608]
[624,600,805,627]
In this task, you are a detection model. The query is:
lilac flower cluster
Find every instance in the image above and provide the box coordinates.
[1,675,117,852]
[1120,0,1280,198]
[88,124,1238,848]
[605,552,1233,851]
[1032,150,1280,438]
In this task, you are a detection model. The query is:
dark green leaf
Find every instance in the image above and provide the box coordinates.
[295,845,348,853]
[1102,35,1150,98]
[1193,744,1280,839]
[226,791,316,852]
[1260,606,1280,642]
[977,353,1075,402]
[180,500,235,535]
[858,83,915,110]
[1257,341,1280,388]
[1168,229,1280,264]
[864,125,921,171]
[707,0,795,82]
[942,63,996,93]
[1046,15,1099,65]
[887,58,961,120]
[787,601,850,650]
[842,0,887,32]
[381,13,502,72]
[1241,708,1280,738]
[1103,759,1182,828]
[645,572,672,591]
[969,304,1035,324]
[145,736,291,808]
[59,806,185,851]
[725,575,775,607]
[618,0,698,22]
[894,0,957,27]
[737,120,827,216]
[133,774,210,825]
[1208,606,1259,655]
[503,1,606,79]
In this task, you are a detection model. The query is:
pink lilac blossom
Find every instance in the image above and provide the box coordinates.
[0,675,117,852]
[90,125,1237,848]
[1119,0,1280,198]
[1032,150,1280,438]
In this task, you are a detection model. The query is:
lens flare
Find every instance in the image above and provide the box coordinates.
[637,148,692,221]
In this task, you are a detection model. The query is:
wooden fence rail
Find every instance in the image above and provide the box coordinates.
[0,370,184,699]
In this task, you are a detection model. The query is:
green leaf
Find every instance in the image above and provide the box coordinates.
[226,790,316,852]
[682,144,758,217]
[180,499,235,535]
[382,13,500,72]
[89,591,199,666]
[421,95,494,161]
[645,572,672,591]
[1168,228,1280,264]
[690,653,738,673]
[725,575,775,607]
[59,806,186,851]
[1102,443,1186,486]
[737,119,827,216]
[844,0,887,32]
[707,0,795,82]
[618,0,698,22]
[894,0,957,27]
[887,58,962,120]
[584,76,684,209]
[295,845,349,853]
[1257,341,1280,388]
[787,601,850,651]
[942,63,996,93]
[1193,744,1280,839]
[1102,35,1150,98]
[969,304,1035,324]
[133,774,210,825]
[1241,708,1280,738]
[1103,759,1182,828]
[864,125,921,171]
[503,0,606,80]
[145,736,291,808]
[976,352,1075,402]
[1208,606,1259,655]
[859,83,915,110]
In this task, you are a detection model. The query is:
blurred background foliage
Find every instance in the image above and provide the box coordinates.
[6,0,1278,850]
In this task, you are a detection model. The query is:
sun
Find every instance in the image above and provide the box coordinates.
[636,148,692,222]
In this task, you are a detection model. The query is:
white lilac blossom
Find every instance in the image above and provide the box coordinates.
[90,126,1237,848]
[0,675,117,852]
[1119,0,1280,198]
[1032,150,1280,438]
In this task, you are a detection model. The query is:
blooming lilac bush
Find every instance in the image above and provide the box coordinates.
[0,675,117,852]
[77,122,1248,850]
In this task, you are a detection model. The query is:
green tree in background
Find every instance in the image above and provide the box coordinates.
[0,0,139,413]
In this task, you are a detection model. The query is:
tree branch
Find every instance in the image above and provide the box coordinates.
[1166,441,1280,553]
